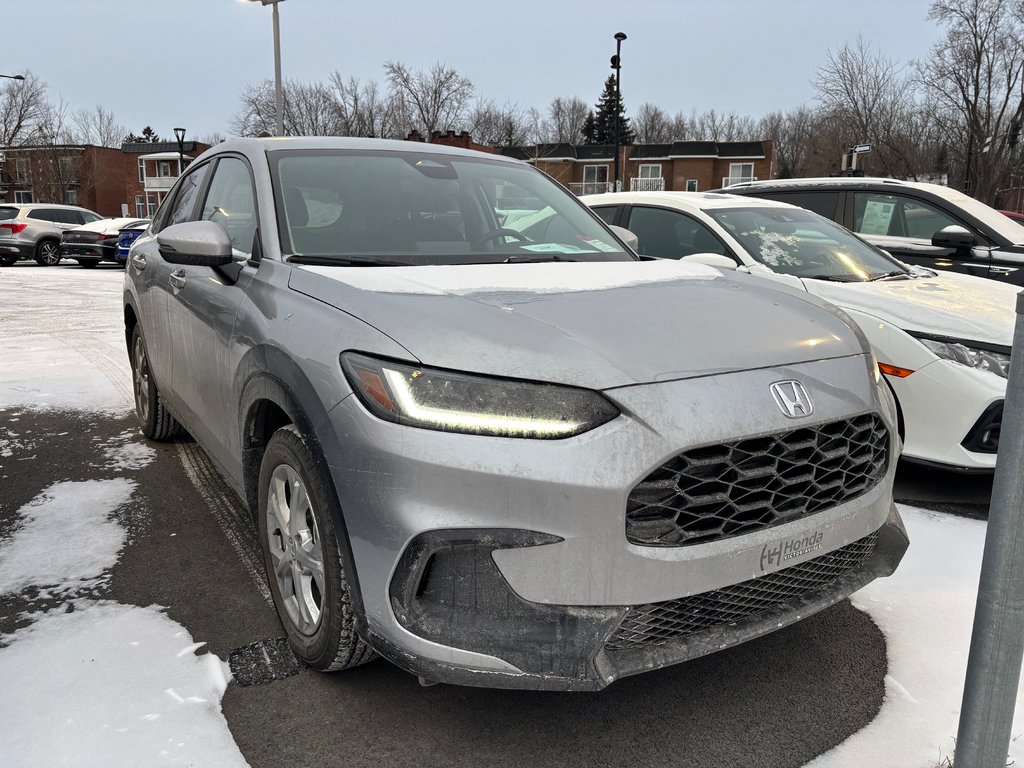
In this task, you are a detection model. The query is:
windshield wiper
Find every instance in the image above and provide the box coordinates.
[802,274,863,282]
[869,270,912,282]
[502,254,581,263]
[288,255,413,267]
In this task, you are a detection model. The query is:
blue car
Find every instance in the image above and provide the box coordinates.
[117,221,151,263]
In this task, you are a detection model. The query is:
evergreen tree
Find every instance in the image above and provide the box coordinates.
[582,75,635,145]
[125,126,161,143]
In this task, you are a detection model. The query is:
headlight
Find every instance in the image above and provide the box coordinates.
[918,338,1010,378]
[340,352,620,439]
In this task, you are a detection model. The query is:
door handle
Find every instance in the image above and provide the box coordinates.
[169,270,187,290]
[990,266,1018,274]
[131,254,146,270]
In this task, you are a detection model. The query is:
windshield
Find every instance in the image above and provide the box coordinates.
[707,206,909,282]
[269,149,631,265]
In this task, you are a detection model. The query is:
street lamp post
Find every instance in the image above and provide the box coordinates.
[249,0,286,136]
[173,127,186,177]
[611,32,627,193]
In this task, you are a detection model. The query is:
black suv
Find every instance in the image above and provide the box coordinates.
[722,177,1024,286]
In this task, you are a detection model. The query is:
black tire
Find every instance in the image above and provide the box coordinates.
[258,425,374,672]
[0,255,16,266]
[130,325,184,441]
[34,240,61,266]
[77,259,99,269]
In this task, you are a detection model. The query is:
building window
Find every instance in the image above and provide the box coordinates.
[15,158,29,184]
[14,190,32,204]
[147,193,158,217]
[582,164,610,195]
[639,164,661,179]
[58,156,76,182]
[136,195,146,217]
[158,160,172,178]
[138,158,146,182]
[686,179,699,192]
[724,163,755,187]
[64,189,77,205]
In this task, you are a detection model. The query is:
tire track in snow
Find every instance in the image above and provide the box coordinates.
[176,442,272,605]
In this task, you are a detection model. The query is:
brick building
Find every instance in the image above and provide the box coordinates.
[0,139,211,217]
[500,140,775,194]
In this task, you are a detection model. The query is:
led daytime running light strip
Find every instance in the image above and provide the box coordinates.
[381,368,579,437]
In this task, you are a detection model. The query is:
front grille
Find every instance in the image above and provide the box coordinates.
[626,414,888,547]
[606,532,879,651]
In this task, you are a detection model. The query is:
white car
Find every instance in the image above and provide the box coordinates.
[583,191,1017,472]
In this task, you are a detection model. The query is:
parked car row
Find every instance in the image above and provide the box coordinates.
[124,137,907,691]
[0,202,150,268]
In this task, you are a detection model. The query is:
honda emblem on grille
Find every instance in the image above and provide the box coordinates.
[770,380,813,418]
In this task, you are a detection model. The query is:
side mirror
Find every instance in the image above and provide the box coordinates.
[609,225,639,251]
[681,253,738,270]
[932,225,976,251]
[157,221,234,267]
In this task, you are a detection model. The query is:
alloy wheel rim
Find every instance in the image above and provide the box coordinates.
[41,243,59,264]
[266,463,325,636]
[132,336,150,422]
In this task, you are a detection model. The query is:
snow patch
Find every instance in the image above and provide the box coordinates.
[0,600,246,768]
[100,431,157,471]
[807,505,1024,767]
[0,479,134,597]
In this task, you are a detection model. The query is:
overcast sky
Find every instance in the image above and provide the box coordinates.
[8,0,942,142]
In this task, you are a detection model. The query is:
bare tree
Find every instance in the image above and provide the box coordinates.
[71,106,126,147]
[632,102,673,143]
[383,61,473,139]
[545,96,589,143]
[328,73,404,138]
[0,72,47,146]
[918,0,1024,201]
[229,80,279,137]
[758,107,817,178]
[466,99,535,145]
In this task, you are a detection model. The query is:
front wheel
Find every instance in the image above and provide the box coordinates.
[258,425,374,671]
[130,326,183,440]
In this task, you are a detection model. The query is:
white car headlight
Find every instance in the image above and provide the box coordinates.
[918,337,1010,378]
[341,352,620,439]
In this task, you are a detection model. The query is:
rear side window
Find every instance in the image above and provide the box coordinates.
[26,209,57,222]
[82,212,102,224]
[591,206,620,225]
[758,191,841,222]
[51,210,83,225]
[0,206,18,221]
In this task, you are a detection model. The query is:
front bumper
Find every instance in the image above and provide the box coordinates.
[889,358,1005,471]
[326,353,902,689]
[374,507,906,690]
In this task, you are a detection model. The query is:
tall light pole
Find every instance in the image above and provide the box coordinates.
[611,32,627,192]
[248,0,286,136]
[173,127,186,177]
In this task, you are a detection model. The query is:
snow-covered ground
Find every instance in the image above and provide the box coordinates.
[0,267,247,767]
[0,266,1019,766]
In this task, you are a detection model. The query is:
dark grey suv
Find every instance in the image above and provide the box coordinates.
[0,203,103,266]
[723,177,1024,285]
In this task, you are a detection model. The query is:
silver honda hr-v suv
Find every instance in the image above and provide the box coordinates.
[124,137,907,690]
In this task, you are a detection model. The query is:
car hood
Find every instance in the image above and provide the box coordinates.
[288,260,865,389]
[803,271,1018,346]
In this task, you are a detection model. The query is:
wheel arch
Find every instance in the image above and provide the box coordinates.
[237,346,367,624]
